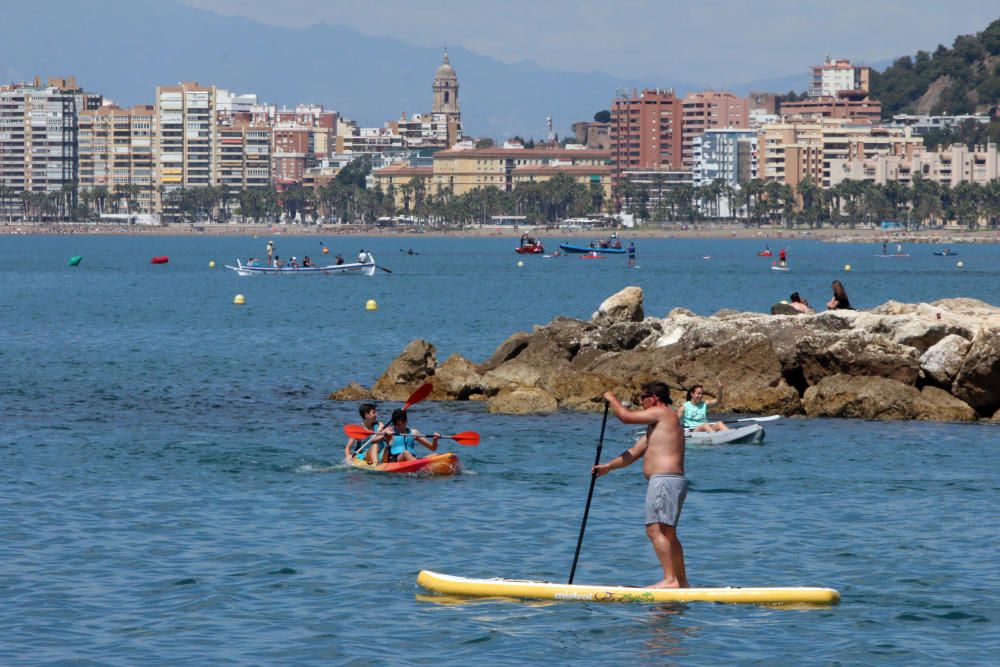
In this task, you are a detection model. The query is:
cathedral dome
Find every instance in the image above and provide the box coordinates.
[435,51,457,80]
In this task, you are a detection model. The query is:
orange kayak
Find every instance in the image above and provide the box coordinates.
[347,452,460,475]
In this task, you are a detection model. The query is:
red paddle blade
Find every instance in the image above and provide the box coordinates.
[450,431,480,446]
[403,382,433,410]
[344,424,375,439]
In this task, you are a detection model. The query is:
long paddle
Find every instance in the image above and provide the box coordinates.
[403,382,433,410]
[375,265,393,274]
[719,414,781,425]
[569,400,609,585]
[343,424,479,446]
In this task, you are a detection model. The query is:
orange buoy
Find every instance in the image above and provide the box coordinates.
[151,256,169,264]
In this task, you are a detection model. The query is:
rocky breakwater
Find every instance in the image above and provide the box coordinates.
[330,287,1000,422]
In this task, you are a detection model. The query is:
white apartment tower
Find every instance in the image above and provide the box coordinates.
[155,82,217,208]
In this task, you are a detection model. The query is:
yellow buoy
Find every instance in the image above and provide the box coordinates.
[209,260,216,268]
[233,294,245,305]
[844,264,852,272]
[517,260,524,267]
[957,261,964,268]
[366,299,378,311]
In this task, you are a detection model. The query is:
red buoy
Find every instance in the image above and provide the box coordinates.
[151,256,169,264]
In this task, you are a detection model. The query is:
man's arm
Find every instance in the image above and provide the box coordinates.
[592,436,649,477]
[603,391,659,425]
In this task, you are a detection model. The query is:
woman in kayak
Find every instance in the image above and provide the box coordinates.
[826,280,853,310]
[344,402,383,464]
[677,384,729,433]
[382,409,440,462]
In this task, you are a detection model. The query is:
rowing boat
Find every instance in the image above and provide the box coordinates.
[416,570,840,605]
[347,452,460,475]
[686,423,764,445]
[559,243,626,254]
[226,256,377,276]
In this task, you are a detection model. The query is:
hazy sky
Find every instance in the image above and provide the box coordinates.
[183,0,997,85]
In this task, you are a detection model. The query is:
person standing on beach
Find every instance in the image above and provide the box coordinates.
[592,383,689,588]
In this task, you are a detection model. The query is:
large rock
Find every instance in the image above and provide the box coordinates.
[802,375,921,420]
[591,286,644,326]
[327,382,372,401]
[795,331,921,386]
[920,334,971,386]
[487,387,559,414]
[951,325,1000,413]
[914,386,977,422]
[432,353,485,400]
[371,339,437,399]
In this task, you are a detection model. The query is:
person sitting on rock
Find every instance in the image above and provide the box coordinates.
[789,291,813,314]
[826,280,853,310]
[677,384,729,433]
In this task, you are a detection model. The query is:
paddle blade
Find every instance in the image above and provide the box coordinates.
[403,382,433,410]
[344,424,375,440]
[449,431,480,446]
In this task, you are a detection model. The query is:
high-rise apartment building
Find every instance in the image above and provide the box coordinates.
[215,117,271,191]
[155,82,217,209]
[692,128,758,187]
[0,77,91,215]
[610,89,683,180]
[809,57,870,98]
[78,104,156,213]
[759,119,923,188]
[681,92,749,169]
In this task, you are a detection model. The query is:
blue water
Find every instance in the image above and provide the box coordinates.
[1,235,998,665]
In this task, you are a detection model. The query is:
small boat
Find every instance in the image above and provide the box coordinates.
[416,570,839,605]
[347,452,460,475]
[686,423,764,445]
[515,243,545,254]
[581,251,604,260]
[757,251,773,257]
[875,254,909,258]
[559,243,626,254]
[151,256,169,264]
[933,251,958,256]
[226,256,377,276]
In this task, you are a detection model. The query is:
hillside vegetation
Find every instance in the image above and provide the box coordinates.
[870,18,1000,117]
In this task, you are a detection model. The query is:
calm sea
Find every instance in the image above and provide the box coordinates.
[1,234,997,665]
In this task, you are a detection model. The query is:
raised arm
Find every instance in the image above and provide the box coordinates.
[705,383,724,408]
[604,391,659,425]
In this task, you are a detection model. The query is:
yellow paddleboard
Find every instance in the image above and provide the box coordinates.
[417,570,840,605]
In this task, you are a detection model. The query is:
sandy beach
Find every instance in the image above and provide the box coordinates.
[3,221,999,244]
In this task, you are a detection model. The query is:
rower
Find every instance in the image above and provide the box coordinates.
[383,409,440,462]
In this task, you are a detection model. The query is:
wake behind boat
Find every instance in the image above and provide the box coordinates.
[226,255,378,276]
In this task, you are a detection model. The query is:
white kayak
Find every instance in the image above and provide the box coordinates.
[686,423,764,445]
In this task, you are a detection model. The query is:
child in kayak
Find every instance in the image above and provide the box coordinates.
[344,403,383,464]
[677,384,729,433]
[382,409,440,462]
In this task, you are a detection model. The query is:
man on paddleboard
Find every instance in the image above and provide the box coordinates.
[593,382,689,588]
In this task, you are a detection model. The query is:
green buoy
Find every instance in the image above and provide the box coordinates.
[68,255,82,266]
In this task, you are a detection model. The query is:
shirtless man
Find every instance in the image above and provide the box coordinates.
[592,382,689,588]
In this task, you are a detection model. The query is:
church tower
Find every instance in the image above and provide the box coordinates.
[432,49,461,146]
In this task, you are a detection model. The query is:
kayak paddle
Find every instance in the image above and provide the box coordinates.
[343,424,479,446]
[721,414,781,425]
[403,382,433,410]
